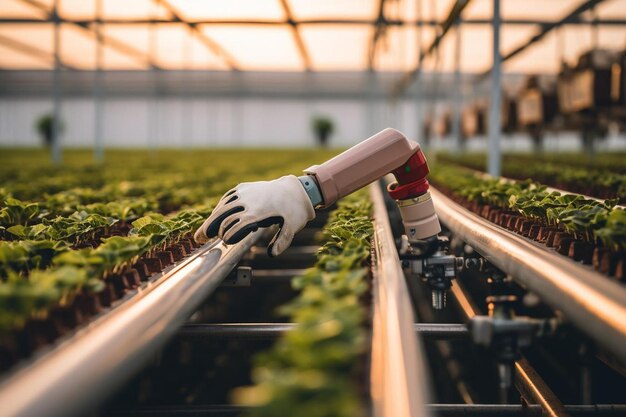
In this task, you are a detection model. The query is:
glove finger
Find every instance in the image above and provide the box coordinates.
[203,206,245,240]
[223,216,283,245]
[212,190,239,213]
[222,219,257,245]
[267,225,294,258]
[218,211,248,237]
[194,217,212,244]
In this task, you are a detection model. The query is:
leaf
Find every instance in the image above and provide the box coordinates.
[7,223,48,239]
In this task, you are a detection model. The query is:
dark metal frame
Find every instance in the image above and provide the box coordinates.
[5,17,626,27]
[394,0,472,95]
[278,0,311,71]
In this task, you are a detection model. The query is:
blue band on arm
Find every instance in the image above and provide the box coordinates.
[298,175,323,208]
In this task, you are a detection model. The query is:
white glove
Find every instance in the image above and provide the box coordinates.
[194,175,316,257]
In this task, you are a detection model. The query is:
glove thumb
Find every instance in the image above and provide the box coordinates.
[268,226,294,257]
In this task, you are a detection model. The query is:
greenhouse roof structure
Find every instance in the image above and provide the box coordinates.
[1,0,626,80]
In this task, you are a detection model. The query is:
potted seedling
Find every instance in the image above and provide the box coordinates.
[311,116,335,147]
[36,113,63,148]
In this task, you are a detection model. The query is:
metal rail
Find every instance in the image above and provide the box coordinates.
[431,186,626,368]
[179,323,295,340]
[0,232,263,417]
[176,322,468,341]
[107,404,626,416]
[5,17,626,26]
[369,183,432,417]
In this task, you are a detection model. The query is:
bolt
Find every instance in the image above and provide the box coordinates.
[464,257,483,270]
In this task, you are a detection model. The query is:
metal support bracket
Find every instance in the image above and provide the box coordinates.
[401,235,464,310]
[220,266,252,287]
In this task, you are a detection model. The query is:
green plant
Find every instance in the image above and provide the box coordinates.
[234,191,372,417]
[434,152,626,202]
[0,149,340,336]
[430,162,625,254]
[312,116,335,148]
[0,198,40,228]
[36,113,63,148]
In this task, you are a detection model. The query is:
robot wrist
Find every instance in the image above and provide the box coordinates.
[298,175,324,208]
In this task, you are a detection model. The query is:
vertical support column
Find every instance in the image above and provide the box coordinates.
[415,0,423,144]
[367,71,377,135]
[487,0,502,177]
[451,15,462,154]
[93,0,104,163]
[415,81,423,144]
[182,28,192,146]
[148,11,158,151]
[51,0,62,165]
[231,72,243,146]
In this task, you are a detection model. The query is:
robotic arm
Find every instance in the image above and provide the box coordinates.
[303,127,440,241]
[195,128,459,308]
[194,128,440,255]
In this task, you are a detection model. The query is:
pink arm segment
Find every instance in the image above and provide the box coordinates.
[304,128,420,207]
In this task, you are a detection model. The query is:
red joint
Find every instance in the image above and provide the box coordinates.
[387,150,431,200]
[387,178,430,200]
[391,149,430,184]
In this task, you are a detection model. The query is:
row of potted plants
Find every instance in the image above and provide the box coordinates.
[435,152,626,203]
[0,149,339,371]
[430,163,625,281]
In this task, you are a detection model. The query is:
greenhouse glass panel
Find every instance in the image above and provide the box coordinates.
[102,45,148,70]
[504,31,560,73]
[200,24,304,71]
[102,0,170,20]
[60,24,97,69]
[0,43,51,68]
[58,0,96,20]
[289,0,377,20]
[373,26,430,72]
[596,0,626,18]
[0,23,53,55]
[168,0,285,22]
[502,0,587,21]
[463,0,492,20]
[300,24,372,71]
[0,0,47,19]
[101,24,151,69]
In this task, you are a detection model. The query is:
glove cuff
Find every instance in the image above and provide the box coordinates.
[280,175,316,221]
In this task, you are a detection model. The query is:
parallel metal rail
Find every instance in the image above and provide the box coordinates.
[0,231,263,417]
[369,183,432,417]
[108,404,626,416]
[431,186,626,367]
[176,322,469,341]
